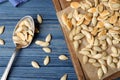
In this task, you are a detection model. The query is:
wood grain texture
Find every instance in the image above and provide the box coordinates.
[0,0,77,80]
[52,0,61,12]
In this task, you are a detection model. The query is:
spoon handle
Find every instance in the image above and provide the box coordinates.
[1,47,20,80]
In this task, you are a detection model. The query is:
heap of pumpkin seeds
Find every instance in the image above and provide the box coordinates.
[61,0,120,79]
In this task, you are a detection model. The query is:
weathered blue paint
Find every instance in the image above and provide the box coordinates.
[0,0,78,80]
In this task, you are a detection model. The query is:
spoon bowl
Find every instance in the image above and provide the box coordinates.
[13,16,35,48]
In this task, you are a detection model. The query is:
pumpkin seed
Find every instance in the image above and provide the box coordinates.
[79,50,90,55]
[13,36,21,42]
[104,22,113,29]
[27,30,33,36]
[67,12,73,19]
[61,13,68,26]
[22,31,28,40]
[85,0,92,7]
[75,26,81,34]
[24,20,31,29]
[113,57,118,63]
[88,7,96,13]
[93,12,99,17]
[73,10,79,21]
[60,74,67,80]
[73,40,79,51]
[42,47,51,53]
[80,2,86,10]
[16,32,26,41]
[84,3,91,9]
[31,61,40,69]
[45,34,51,42]
[100,10,110,17]
[66,0,71,2]
[91,50,97,56]
[81,30,91,39]
[37,14,42,24]
[66,20,73,31]
[101,65,107,74]
[109,2,120,10]
[109,63,116,68]
[59,55,68,60]
[102,0,108,1]
[93,46,102,52]
[88,58,96,63]
[44,56,50,66]
[81,24,88,30]
[106,37,112,45]
[69,32,74,41]
[107,56,112,65]
[94,0,99,7]
[83,55,88,64]
[15,26,23,32]
[98,68,103,79]
[112,40,119,45]
[102,56,108,60]
[0,39,5,45]
[35,40,49,47]
[71,18,76,26]
[76,17,85,26]
[111,53,119,57]
[92,16,97,26]
[0,26,5,34]
[27,35,32,43]
[73,33,84,40]
[109,14,118,24]
[19,21,25,27]
[94,39,99,46]
[70,2,80,9]
[111,46,117,54]
[87,35,94,45]
[98,59,106,65]
[93,54,103,59]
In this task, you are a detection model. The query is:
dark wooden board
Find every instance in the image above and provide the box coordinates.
[52,0,120,80]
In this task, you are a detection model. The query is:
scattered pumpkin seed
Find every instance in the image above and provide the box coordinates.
[37,14,42,24]
[42,47,51,53]
[60,74,67,80]
[44,56,50,66]
[45,34,51,42]
[59,55,68,60]
[0,26,5,34]
[31,61,40,69]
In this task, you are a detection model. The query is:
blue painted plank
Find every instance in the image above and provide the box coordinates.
[0,0,57,20]
[0,56,73,67]
[0,67,77,80]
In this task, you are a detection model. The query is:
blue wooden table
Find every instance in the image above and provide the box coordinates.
[0,0,77,80]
